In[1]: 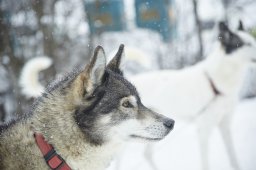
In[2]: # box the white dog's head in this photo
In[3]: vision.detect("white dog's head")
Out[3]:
[218,21,256,65]
[205,21,256,95]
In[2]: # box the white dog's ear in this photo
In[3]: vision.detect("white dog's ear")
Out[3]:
[219,22,230,34]
[107,44,125,74]
[238,20,244,31]
[218,22,232,45]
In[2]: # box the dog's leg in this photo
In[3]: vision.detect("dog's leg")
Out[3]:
[144,144,159,170]
[219,115,240,170]
[197,125,212,170]
[114,155,122,170]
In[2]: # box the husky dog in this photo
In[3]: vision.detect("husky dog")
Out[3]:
[0,45,174,170]
[130,22,256,170]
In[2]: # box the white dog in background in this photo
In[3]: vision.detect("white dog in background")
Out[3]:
[130,22,256,170]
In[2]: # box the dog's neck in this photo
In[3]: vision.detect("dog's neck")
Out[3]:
[204,47,247,96]
[31,98,123,170]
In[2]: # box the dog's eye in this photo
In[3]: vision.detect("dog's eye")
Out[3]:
[86,94,95,101]
[122,101,133,108]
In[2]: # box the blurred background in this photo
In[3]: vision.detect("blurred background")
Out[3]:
[0,0,256,170]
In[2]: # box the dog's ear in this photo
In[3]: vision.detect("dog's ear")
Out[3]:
[86,46,106,88]
[73,46,106,98]
[219,22,230,34]
[107,44,125,74]
[218,22,232,45]
[238,20,244,31]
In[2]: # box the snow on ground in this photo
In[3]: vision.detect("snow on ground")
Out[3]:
[107,98,256,170]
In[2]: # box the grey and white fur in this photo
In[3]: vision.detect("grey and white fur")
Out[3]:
[0,45,174,170]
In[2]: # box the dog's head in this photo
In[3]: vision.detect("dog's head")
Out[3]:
[218,21,256,64]
[73,45,174,145]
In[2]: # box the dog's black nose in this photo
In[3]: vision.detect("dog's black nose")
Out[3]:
[163,119,175,130]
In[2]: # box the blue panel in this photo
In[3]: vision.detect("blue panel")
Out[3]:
[84,0,125,34]
[135,0,174,41]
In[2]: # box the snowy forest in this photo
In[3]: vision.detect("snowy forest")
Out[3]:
[1,0,256,170]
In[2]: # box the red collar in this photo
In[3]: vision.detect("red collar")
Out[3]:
[34,133,72,170]
[205,72,222,96]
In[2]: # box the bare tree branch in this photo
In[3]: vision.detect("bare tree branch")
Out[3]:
[192,0,204,60]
